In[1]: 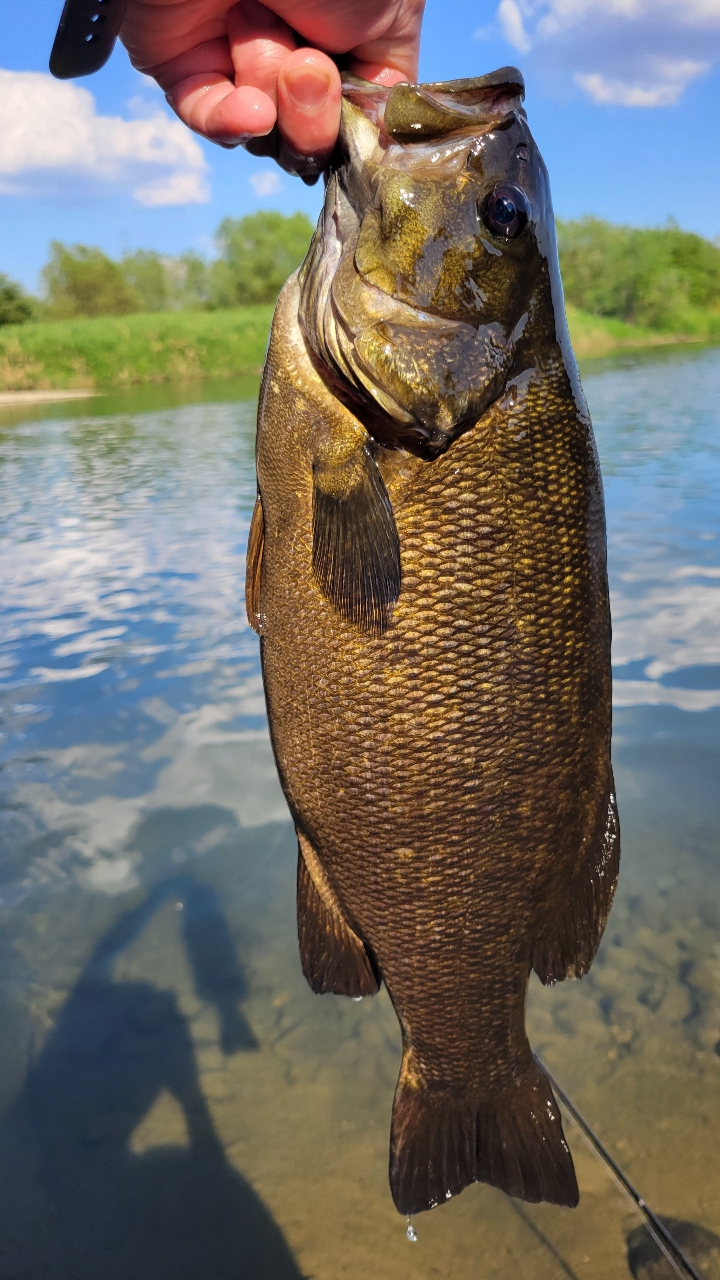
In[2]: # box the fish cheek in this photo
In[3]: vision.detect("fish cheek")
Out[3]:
[475,236,548,338]
[356,190,537,333]
[355,201,428,301]
[426,238,497,322]
[355,181,488,324]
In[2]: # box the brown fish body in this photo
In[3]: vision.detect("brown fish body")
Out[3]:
[247,70,619,1215]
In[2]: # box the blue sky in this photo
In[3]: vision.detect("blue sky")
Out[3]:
[1,0,719,292]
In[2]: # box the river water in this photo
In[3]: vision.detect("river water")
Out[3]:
[0,349,718,1279]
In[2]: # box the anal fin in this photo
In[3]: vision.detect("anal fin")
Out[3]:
[312,442,400,635]
[297,831,380,997]
[390,1054,578,1215]
[534,781,620,985]
[245,496,264,634]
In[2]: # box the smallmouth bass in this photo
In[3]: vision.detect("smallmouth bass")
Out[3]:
[246,67,619,1216]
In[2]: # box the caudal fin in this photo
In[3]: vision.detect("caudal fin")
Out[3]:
[390,1057,578,1215]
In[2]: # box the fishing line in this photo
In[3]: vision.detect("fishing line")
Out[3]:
[536,1056,703,1280]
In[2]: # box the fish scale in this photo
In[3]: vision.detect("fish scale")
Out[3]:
[248,68,618,1216]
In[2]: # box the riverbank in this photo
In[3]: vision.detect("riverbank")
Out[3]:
[565,305,720,358]
[1,303,718,393]
[0,307,274,393]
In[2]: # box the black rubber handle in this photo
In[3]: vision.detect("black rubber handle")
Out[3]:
[50,0,131,79]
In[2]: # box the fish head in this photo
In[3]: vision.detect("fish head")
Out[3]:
[355,83,548,327]
[299,68,565,459]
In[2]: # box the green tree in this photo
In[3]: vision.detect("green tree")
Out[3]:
[209,211,315,307]
[165,251,211,310]
[120,250,169,312]
[0,274,35,326]
[42,242,141,318]
[557,217,720,330]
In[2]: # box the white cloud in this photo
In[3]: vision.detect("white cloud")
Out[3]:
[249,170,283,197]
[576,59,710,106]
[497,0,532,52]
[135,171,209,207]
[493,0,720,106]
[473,23,497,40]
[0,69,209,204]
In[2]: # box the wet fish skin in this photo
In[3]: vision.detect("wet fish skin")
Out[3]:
[247,68,619,1216]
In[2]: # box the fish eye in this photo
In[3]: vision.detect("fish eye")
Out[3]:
[480,184,530,239]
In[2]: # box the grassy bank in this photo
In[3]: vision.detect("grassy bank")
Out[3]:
[566,304,720,358]
[0,307,274,392]
[1,303,718,393]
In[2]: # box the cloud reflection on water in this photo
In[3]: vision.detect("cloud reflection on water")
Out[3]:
[585,348,720,712]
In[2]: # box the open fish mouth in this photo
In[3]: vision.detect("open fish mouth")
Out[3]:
[341,67,526,144]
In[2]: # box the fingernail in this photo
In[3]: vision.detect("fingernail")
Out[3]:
[285,68,331,111]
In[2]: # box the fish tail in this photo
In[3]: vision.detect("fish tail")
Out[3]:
[390,1054,578,1215]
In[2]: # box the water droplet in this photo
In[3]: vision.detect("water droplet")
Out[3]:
[406,1218,417,1243]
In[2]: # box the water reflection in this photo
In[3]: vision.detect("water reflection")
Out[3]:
[0,876,301,1280]
[0,352,719,1277]
[590,346,720,710]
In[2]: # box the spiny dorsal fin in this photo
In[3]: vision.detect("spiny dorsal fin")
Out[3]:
[312,444,400,635]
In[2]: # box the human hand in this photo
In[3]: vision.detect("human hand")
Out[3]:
[121,0,425,175]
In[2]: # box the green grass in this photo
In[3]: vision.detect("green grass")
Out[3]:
[1,302,719,393]
[566,304,720,359]
[0,307,274,392]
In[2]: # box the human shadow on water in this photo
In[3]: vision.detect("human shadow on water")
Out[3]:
[0,876,304,1280]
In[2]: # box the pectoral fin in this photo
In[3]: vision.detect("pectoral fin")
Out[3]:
[312,443,400,635]
[245,496,264,635]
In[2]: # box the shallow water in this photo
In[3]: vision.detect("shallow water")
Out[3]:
[0,351,718,1279]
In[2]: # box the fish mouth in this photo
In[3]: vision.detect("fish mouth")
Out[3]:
[340,67,525,146]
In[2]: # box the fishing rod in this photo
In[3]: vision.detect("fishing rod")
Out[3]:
[536,1056,703,1280]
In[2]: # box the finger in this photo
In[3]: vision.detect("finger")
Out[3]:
[348,0,426,84]
[350,62,412,87]
[151,0,298,149]
[228,0,295,107]
[277,49,342,161]
[147,37,235,94]
[167,71,277,146]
